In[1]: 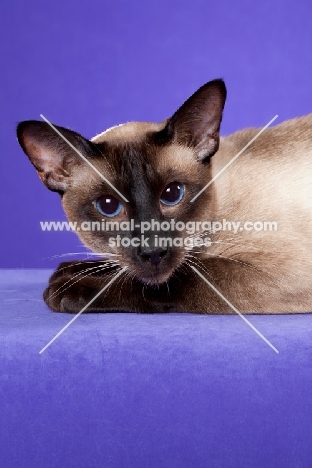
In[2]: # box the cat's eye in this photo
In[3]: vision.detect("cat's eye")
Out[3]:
[160,182,184,206]
[95,195,122,217]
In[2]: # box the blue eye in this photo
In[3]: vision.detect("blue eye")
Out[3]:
[160,182,184,206]
[95,195,122,217]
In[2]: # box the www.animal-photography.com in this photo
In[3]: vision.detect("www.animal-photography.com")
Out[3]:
[1,1,312,467]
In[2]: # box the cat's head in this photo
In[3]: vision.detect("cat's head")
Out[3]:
[17,79,226,285]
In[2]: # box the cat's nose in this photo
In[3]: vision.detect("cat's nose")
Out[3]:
[140,248,168,266]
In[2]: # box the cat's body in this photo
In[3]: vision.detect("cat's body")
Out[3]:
[17,80,312,314]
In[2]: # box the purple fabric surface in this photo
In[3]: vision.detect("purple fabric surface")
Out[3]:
[1,269,312,467]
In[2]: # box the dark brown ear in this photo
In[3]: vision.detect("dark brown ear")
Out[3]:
[16,120,96,193]
[165,79,226,162]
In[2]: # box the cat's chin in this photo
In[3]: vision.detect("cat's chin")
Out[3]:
[136,269,174,286]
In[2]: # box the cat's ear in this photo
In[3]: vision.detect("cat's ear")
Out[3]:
[17,120,96,193]
[165,79,226,162]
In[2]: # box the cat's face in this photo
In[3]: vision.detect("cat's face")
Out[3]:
[17,79,226,285]
[62,124,214,284]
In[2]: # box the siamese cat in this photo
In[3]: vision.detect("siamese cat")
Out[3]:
[17,79,312,314]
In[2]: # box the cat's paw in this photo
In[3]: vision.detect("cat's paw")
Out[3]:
[43,284,91,313]
[43,260,111,313]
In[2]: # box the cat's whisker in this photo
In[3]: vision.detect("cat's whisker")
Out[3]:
[121,270,134,301]
[55,258,118,275]
[141,285,146,301]
[44,253,93,260]
[165,280,171,297]
[184,254,212,279]
[115,267,129,301]
[45,252,121,260]
[100,266,128,299]
[92,253,121,256]
[185,261,212,282]
[79,265,127,308]
[199,250,252,268]
[49,263,118,300]
[48,265,108,301]
[188,244,280,288]
[123,270,138,303]
[186,243,261,274]
[185,230,262,249]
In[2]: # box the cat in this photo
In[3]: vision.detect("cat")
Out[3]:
[16,79,312,314]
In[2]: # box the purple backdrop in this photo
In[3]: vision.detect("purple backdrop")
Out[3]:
[1,0,312,267]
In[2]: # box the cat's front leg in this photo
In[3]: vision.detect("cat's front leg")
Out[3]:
[43,260,137,313]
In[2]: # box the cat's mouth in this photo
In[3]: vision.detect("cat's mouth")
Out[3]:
[131,252,183,286]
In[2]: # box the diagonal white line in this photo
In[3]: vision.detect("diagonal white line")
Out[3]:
[190,265,279,353]
[39,267,127,354]
[190,115,278,203]
[40,114,129,203]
